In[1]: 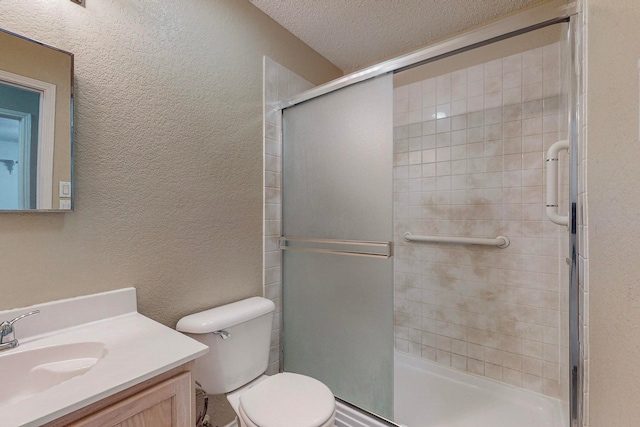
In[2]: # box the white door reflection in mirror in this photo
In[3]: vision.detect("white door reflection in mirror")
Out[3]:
[0,116,20,209]
[0,83,39,209]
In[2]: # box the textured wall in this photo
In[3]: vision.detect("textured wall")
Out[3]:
[0,0,341,326]
[586,0,640,425]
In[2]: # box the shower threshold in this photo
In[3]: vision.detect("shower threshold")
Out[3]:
[394,351,567,427]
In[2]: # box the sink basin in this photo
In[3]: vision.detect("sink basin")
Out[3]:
[0,342,107,406]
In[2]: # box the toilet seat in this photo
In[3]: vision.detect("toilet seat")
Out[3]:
[238,373,335,427]
[238,405,336,427]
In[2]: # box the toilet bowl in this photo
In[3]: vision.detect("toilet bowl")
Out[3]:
[176,297,336,427]
[228,373,335,427]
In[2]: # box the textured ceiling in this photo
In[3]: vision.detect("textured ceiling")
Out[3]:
[250,0,545,72]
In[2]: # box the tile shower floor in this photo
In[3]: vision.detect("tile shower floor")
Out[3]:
[394,352,567,427]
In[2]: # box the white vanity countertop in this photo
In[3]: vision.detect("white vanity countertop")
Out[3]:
[0,288,208,427]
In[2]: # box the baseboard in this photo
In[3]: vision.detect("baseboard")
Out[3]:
[221,418,237,427]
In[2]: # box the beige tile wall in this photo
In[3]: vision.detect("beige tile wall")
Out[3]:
[263,57,314,375]
[393,42,569,398]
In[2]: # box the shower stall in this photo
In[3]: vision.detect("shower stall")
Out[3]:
[265,2,581,427]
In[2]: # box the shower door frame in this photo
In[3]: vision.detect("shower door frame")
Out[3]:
[276,2,582,426]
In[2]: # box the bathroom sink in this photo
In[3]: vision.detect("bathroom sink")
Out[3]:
[0,342,107,406]
[0,289,208,427]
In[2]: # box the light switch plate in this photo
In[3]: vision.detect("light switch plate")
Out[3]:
[59,199,71,210]
[59,181,71,198]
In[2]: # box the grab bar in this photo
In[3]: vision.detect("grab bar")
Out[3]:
[403,232,510,248]
[279,237,393,259]
[546,139,570,226]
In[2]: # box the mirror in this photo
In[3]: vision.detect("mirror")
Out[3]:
[0,28,73,211]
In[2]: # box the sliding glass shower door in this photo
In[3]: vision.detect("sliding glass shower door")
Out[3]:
[281,74,394,418]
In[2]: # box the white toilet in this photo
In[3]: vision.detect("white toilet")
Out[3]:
[177,297,336,427]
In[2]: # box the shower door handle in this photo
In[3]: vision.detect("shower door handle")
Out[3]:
[545,140,570,226]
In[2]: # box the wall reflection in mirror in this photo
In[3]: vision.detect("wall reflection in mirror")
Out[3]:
[0,28,73,211]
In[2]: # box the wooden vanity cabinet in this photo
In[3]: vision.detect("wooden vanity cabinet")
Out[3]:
[43,362,195,427]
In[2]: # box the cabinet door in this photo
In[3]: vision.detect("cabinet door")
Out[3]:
[69,372,192,427]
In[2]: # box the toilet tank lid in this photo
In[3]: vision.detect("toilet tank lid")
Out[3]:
[176,297,275,334]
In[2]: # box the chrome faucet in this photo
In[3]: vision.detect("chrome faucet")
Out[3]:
[0,310,39,352]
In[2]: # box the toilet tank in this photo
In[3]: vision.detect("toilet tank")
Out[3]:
[176,297,275,394]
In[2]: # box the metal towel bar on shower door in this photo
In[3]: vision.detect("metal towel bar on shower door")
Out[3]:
[279,237,394,259]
